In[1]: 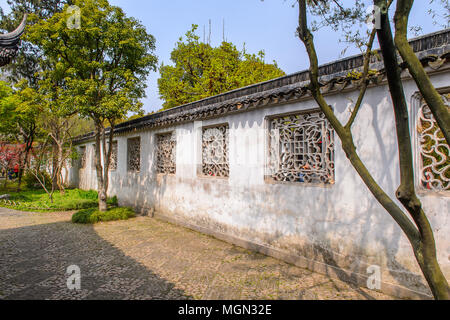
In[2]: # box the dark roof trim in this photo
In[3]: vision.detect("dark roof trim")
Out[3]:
[74,28,449,144]
[0,14,27,47]
[0,14,27,67]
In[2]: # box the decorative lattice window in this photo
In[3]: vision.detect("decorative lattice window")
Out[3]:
[268,110,335,184]
[202,125,229,177]
[127,137,140,172]
[417,94,449,191]
[109,141,118,171]
[91,144,97,169]
[156,132,176,174]
[79,146,86,169]
[65,158,72,169]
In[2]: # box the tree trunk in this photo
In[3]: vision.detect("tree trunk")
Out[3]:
[17,123,36,192]
[94,121,110,212]
[297,0,449,299]
[375,0,449,299]
[394,0,450,146]
[17,140,33,192]
[57,142,65,195]
[52,141,58,191]
[98,188,107,212]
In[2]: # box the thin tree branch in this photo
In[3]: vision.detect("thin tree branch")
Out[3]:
[394,0,450,146]
[297,0,420,244]
[345,28,377,130]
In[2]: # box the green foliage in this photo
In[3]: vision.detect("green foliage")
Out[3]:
[346,69,378,80]
[108,195,118,206]
[0,181,27,193]
[71,207,135,224]
[24,0,158,211]
[23,170,52,190]
[68,117,96,137]
[26,0,158,124]
[0,80,42,141]
[0,188,115,212]
[158,25,285,110]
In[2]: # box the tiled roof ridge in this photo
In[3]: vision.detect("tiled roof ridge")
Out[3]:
[73,28,449,143]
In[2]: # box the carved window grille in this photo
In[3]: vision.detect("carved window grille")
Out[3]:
[127,137,141,172]
[109,141,118,171]
[91,144,97,169]
[268,110,335,184]
[156,132,176,174]
[202,125,229,177]
[417,94,449,191]
[79,146,86,169]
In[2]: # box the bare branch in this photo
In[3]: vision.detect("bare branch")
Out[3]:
[345,28,377,130]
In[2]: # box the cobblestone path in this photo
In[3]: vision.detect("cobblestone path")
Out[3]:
[0,208,394,300]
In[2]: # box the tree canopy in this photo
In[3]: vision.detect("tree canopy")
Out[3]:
[26,0,157,124]
[158,25,286,110]
[24,0,158,211]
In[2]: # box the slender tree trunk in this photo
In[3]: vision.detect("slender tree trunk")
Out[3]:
[57,143,65,195]
[102,122,115,198]
[17,138,33,191]
[51,141,58,191]
[375,0,449,299]
[394,0,450,146]
[297,0,449,299]
[94,121,108,212]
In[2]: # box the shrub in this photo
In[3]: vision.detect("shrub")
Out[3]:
[75,189,98,200]
[72,207,135,224]
[107,195,118,206]
[23,170,52,190]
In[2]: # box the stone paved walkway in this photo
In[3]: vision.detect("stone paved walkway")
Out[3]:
[0,207,395,300]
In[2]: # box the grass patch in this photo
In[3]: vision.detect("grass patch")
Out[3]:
[72,207,135,224]
[0,180,29,194]
[0,188,118,212]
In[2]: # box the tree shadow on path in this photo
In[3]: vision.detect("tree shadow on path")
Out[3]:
[0,218,190,300]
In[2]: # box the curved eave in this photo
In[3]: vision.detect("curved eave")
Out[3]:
[0,14,27,48]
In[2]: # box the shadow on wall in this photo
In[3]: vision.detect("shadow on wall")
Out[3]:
[0,221,189,300]
[298,95,430,296]
[104,98,433,298]
[240,176,430,297]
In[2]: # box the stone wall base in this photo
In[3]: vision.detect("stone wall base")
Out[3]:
[150,210,432,300]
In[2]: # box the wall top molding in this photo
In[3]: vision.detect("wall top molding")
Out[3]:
[74,29,450,144]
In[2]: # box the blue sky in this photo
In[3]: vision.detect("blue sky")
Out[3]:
[1,0,447,113]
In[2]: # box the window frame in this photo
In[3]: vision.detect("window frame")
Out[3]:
[264,109,335,187]
[91,144,97,170]
[108,141,118,172]
[78,146,86,170]
[127,136,141,173]
[198,122,230,179]
[411,90,450,196]
[155,131,177,175]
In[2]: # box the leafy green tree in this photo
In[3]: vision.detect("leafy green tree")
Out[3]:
[296,0,449,299]
[27,0,158,211]
[158,25,285,110]
[1,0,82,194]
[0,80,43,190]
[34,69,77,194]
[0,0,72,87]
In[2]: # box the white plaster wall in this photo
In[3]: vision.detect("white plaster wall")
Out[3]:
[71,72,449,297]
